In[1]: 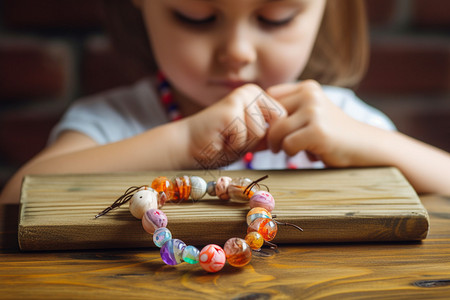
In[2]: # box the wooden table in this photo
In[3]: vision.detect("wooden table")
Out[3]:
[1,194,449,299]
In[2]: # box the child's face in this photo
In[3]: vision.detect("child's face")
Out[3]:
[137,0,326,107]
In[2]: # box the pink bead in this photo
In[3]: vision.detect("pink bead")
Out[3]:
[142,209,168,234]
[249,191,275,212]
[215,176,232,200]
[199,244,226,272]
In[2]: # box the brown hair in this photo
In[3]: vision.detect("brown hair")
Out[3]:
[301,0,369,88]
[101,0,156,71]
[102,0,369,88]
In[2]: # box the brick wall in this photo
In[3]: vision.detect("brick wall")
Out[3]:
[0,0,449,190]
[360,0,450,156]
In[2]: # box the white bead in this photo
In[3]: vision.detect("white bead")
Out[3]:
[190,176,207,200]
[129,188,158,219]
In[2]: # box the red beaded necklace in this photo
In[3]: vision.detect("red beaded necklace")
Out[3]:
[156,71,182,122]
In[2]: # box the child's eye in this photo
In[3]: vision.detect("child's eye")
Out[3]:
[257,15,294,27]
[174,11,216,26]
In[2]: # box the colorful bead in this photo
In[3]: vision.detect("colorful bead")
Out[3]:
[142,209,168,234]
[199,244,226,272]
[206,181,216,196]
[248,218,278,241]
[173,175,191,201]
[160,239,186,265]
[249,191,275,212]
[227,177,254,202]
[224,238,252,267]
[182,245,200,264]
[246,207,272,225]
[157,191,167,208]
[245,232,264,250]
[215,176,232,200]
[152,176,175,200]
[128,188,158,219]
[189,176,207,201]
[153,227,172,247]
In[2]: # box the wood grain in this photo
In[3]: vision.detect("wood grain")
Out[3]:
[0,194,448,299]
[18,167,429,251]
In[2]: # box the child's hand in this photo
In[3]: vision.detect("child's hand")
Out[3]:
[266,80,380,167]
[184,84,287,169]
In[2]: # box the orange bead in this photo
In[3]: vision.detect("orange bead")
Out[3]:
[247,218,278,241]
[173,175,191,201]
[224,238,252,267]
[151,176,175,200]
[246,207,272,225]
[245,232,264,250]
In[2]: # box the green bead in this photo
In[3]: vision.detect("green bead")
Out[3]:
[182,245,200,264]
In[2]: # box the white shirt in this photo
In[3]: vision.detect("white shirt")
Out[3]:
[50,78,395,170]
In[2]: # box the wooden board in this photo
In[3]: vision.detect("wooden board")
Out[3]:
[18,167,429,251]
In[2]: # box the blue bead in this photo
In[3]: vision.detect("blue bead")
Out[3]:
[153,227,172,248]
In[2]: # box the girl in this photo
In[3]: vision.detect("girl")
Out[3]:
[1,0,450,203]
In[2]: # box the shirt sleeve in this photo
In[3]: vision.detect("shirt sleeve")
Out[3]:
[48,79,167,145]
[322,86,396,131]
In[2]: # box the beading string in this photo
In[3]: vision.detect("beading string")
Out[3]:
[273,220,304,232]
[244,174,268,196]
[95,186,143,218]
[95,174,303,273]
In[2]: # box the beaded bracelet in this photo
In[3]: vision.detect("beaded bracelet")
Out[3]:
[96,175,302,273]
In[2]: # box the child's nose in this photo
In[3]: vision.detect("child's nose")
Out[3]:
[217,28,257,70]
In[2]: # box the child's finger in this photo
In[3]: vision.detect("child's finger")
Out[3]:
[272,92,302,115]
[279,127,313,156]
[219,84,269,155]
[266,82,299,98]
[267,110,309,153]
[269,80,324,115]
[253,91,287,125]
[245,100,268,144]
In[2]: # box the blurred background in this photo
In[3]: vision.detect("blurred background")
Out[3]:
[0,0,449,191]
